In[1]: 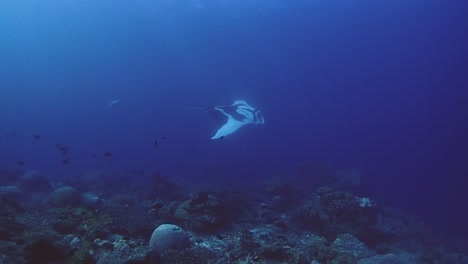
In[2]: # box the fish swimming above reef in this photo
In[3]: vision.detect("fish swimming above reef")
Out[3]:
[188,100,265,139]
[108,99,120,108]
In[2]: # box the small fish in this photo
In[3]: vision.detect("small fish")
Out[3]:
[161,136,167,140]
[104,152,112,157]
[17,160,26,166]
[56,145,67,152]
[108,99,120,108]
[33,134,41,139]
[154,140,158,146]
[61,159,70,164]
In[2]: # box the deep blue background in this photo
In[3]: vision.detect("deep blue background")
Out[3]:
[1,0,467,238]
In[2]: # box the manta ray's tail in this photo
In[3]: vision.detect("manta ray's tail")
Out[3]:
[183,107,210,110]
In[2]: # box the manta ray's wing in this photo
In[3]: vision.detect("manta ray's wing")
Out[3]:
[207,106,228,126]
[211,114,247,139]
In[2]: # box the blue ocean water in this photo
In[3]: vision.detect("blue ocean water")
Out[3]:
[1,0,467,243]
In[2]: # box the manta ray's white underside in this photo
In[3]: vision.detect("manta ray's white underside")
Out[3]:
[211,100,264,139]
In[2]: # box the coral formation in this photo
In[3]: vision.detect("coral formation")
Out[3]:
[48,186,81,208]
[149,224,191,254]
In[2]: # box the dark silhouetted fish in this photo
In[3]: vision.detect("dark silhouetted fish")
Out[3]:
[56,145,67,152]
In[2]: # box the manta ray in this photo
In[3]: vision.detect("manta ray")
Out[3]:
[207,100,265,139]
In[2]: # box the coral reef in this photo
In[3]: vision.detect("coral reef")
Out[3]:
[0,167,465,264]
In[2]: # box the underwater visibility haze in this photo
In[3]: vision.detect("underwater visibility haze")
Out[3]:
[0,0,467,263]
